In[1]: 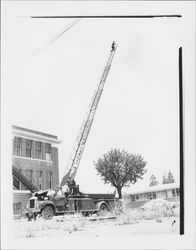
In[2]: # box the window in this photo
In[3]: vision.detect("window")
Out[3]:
[35,141,42,159]
[49,172,53,189]
[39,171,43,190]
[131,194,140,202]
[45,143,51,160]
[131,195,136,202]
[172,188,180,197]
[26,140,33,158]
[172,189,176,196]
[25,169,33,183]
[149,192,156,199]
[13,137,22,156]
[13,202,21,215]
[30,170,33,182]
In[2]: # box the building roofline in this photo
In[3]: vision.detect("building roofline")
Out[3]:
[12,125,62,144]
[12,125,57,139]
[126,182,179,196]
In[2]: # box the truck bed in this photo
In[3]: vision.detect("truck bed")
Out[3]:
[69,193,115,200]
[86,193,115,200]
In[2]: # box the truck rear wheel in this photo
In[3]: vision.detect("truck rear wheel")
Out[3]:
[98,203,108,216]
[42,206,54,220]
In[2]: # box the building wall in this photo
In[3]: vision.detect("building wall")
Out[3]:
[13,137,59,190]
[125,188,180,209]
[13,153,59,190]
[13,191,32,219]
[12,127,61,218]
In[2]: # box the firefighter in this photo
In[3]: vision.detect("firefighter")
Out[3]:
[62,184,70,197]
[61,184,69,209]
[56,186,64,197]
[111,41,116,51]
[68,177,76,195]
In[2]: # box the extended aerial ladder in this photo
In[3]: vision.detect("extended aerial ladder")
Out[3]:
[60,42,117,186]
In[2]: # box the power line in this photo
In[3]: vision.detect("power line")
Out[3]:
[28,18,81,58]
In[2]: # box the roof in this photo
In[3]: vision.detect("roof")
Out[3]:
[12,125,62,144]
[126,183,179,196]
[12,125,57,139]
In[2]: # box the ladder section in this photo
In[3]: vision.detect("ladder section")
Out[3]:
[61,42,117,186]
[12,165,39,193]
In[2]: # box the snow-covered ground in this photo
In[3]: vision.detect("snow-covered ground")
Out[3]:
[14,199,180,238]
[14,215,179,238]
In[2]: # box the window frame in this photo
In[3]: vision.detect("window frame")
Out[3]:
[131,195,136,202]
[49,172,53,189]
[13,202,21,215]
[45,143,51,160]
[25,139,33,158]
[39,171,43,190]
[35,141,42,159]
[13,137,22,156]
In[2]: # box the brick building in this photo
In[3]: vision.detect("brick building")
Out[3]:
[12,125,62,217]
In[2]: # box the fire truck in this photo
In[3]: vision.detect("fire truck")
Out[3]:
[26,189,116,220]
[24,42,117,220]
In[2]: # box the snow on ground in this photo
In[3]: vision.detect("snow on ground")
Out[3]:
[14,199,180,238]
[14,215,179,238]
[138,198,179,218]
[142,198,179,212]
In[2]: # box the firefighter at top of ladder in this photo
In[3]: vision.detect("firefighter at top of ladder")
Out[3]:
[111,41,116,52]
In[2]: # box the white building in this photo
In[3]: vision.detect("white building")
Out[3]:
[124,183,180,208]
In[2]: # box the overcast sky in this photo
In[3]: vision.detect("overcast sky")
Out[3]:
[2,1,188,194]
[1,2,196,249]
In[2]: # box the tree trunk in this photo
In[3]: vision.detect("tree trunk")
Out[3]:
[117,187,122,199]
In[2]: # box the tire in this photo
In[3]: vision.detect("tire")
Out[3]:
[42,205,54,220]
[97,203,108,216]
[82,212,88,217]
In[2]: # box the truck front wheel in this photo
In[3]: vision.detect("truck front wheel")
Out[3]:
[42,206,54,220]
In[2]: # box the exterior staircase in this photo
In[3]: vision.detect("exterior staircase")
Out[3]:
[12,165,39,193]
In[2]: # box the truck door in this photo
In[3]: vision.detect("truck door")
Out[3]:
[54,196,66,211]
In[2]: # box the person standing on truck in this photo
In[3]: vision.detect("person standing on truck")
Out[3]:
[57,186,64,197]
[68,177,76,195]
[62,184,70,209]
[62,184,70,197]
